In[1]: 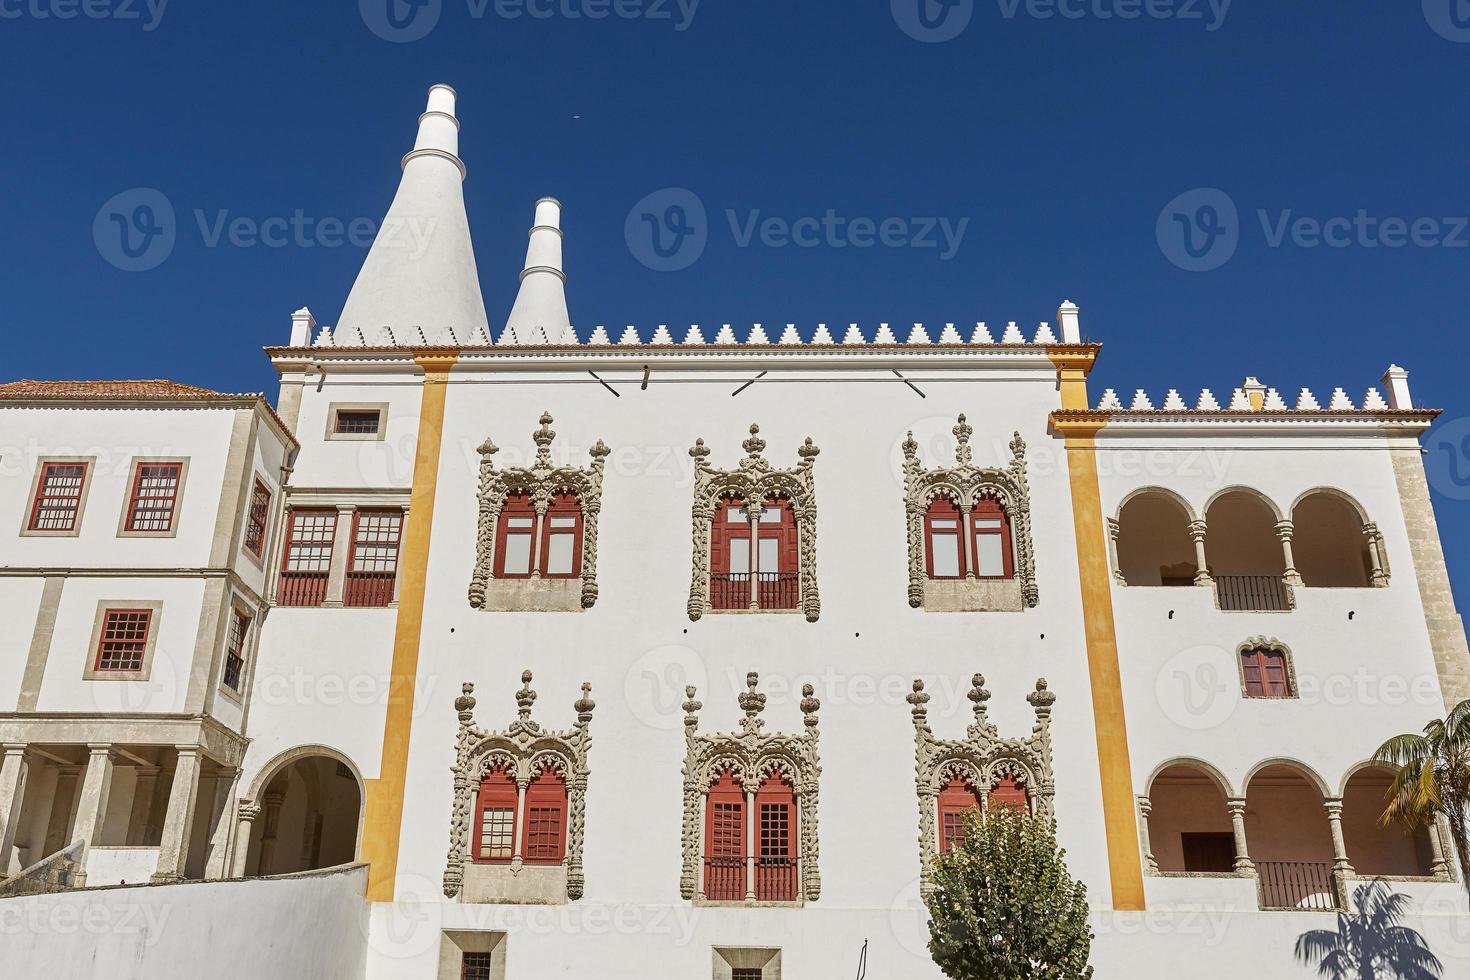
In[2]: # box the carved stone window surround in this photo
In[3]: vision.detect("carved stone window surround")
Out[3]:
[468,413,609,613]
[443,671,595,903]
[902,416,1038,612]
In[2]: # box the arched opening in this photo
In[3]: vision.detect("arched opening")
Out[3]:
[1116,491,1196,586]
[703,768,745,900]
[1205,491,1287,610]
[1293,492,1372,587]
[1341,767,1436,877]
[987,774,1029,814]
[245,753,361,877]
[938,775,981,853]
[1244,764,1336,909]
[709,496,751,610]
[1146,763,1234,873]
[755,772,798,901]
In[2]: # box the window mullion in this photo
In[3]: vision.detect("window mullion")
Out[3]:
[961,504,977,580]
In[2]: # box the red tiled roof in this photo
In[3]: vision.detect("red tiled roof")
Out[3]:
[0,379,234,400]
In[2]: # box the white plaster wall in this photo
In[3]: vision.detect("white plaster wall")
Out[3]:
[0,577,44,707]
[0,864,370,980]
[231,420,291,597]
[287,373,424,491]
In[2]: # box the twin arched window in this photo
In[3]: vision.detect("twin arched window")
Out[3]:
[493,493,584,579]
[709,496,800,610]
[472,764,568,865]
[936,772,1031,853]
[924,496,1014,580]
[703,769,800,901]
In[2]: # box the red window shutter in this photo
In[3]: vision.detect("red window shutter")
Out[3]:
[95,608,153,672]
[755,773,798,901]
[494,494,537,578]
[924,497,965,579]
[710,497,751,610]
[278,509,335,607]
[1241,650,1265,697]
[244,479,271,556]
[705,769,746,900]
[938,777,981,853]
[539,493,583,579]
[522,769,567,864]
[1264,651,1290,697]
[988,775,1029,814]
[971,496,1015,579]
[472,766,518,863]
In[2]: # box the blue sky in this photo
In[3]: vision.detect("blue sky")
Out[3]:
[2,1,1468,611]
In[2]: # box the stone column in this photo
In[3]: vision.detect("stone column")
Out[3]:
[510,778,528,870]
[323,504,356,606]
[744,787,757,901]
[152,746,203,884]
[747,511,760,610]
[1226,799,1255,875]
[231,801,261,877]
[1137,797,1159,873]
[0,744,31,879]
[530,500,549,580]
[1107,518,1126,585]
[257,789,286,875]
[961,503,978,581]
[70,743,115,888]
[204,768,241,880]
[1428,817,1452,878]
[1363,523,1389,587]
[1276,520,1303,588]
[1323,799,1355,875]
[1188,520,1213,586]
[127,766,161,845]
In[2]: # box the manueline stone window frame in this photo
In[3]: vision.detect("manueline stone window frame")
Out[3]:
[1235,636,1300,700]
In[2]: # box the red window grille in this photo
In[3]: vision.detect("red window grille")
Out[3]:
[522,770,567,864]
[540,493,583,579]
[278,509,335,606]
[988,775,1029,814]
[755,496,800,610]
[924,497,966,579]
[461,952,494,980]
[244,479,271,557]
[95,609,152,672]
[222,607,250,692]
[1241,647,1293,698]
[493,495,538,578]
[755,774,798,901]
[704,769,746,900]
[971,496,1015,579]
[334,410,382,435]
[124,462,183,533]
[28,461,88,531]
[731,971,763,980]
[345,509,403,607]
[938,776,981,853]
[472,765,517,863]
[709,498,753,610]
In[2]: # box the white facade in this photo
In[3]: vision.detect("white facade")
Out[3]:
[2,86,1470,979]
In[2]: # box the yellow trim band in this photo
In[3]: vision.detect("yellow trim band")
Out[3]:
[361,353,457,901]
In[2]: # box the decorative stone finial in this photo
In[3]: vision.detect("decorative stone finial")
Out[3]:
[689,438,710,462]
[455,682,477,725]
[533,412,556,463]
[516,670,538,720]
[953,414,974,466]
[682,685,703,732]
[575,682,596,725]
[797,437,820,465]
[800,683,821,729]
[907,678,930,726]
[1028,677,1056,714]
[589,439,610,463]
[742,424,767,460]
[1009,430,1026,462]
[738,671,767,733]
[968,673,991,726]
[477,437,499,458]
[902,431,918,461]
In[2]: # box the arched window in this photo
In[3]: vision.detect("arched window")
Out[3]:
[1239,645,1294,698]
[755,773,798,901]
[494,495,537,578]
[522,769,567,864]
[756,497,799,610]
[472,765,517,864]
[704,769,746,900]
[540,493,583,579]
[925,498,965,579]
[938,776,981,853]
[988,774,1029,813]
[971,496,1014,579]
[710,497,752,610]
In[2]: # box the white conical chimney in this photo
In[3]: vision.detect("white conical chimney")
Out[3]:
[502,197,572,345]
[336,84,490,344]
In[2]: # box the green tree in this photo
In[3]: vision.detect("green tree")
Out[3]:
[1293,879,1442,979]
[924,807,1094,980]
[1373,699,1470,905]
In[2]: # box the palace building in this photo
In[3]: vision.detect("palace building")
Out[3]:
[2,85,1468,979]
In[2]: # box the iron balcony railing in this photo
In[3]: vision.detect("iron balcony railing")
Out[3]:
[1216,574,1290,612]
[277,570,329,607]
[755,856,799,901]
[1257,861,1339,911]
[709,572,800,611]
[703,856,799,901]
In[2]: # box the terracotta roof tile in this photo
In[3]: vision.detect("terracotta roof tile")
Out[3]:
[0,379,233,400]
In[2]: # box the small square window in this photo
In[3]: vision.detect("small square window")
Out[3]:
[27,460,91,533]
[326,404,389,441]
[462,954,495,980]
[335,411,382,435]
[96,609,152,672]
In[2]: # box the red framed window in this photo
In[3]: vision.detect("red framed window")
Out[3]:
[472,765,517,863]
[924,497,966,579]
[755,774,798,901]
[756,496,799,610]
[278,509,335,607]
[539,493,583,579]
[461,954,495,980]
[494,495,538,578]
[938,776,981,853]
[988,775,1029,814]
[709,498,753,610]
[1241,647,1293,698]
[124,462,183,533]
[704,769,746,900]
[345,509,403,607]
[95,609,152,673]
[28,461,89,531]
[522,770,568,864]
[971,496,1014,579]
[222,608,250,692]
[243,480,271,557]
[334,410,382,435]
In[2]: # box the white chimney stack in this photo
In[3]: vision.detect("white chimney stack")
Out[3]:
[289,307,316,347]
[1382,364,1413,410]
[502,198,571,345]
[1057,300,1081,344]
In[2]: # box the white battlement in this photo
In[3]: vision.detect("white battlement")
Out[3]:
[1092,370,1426,414]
